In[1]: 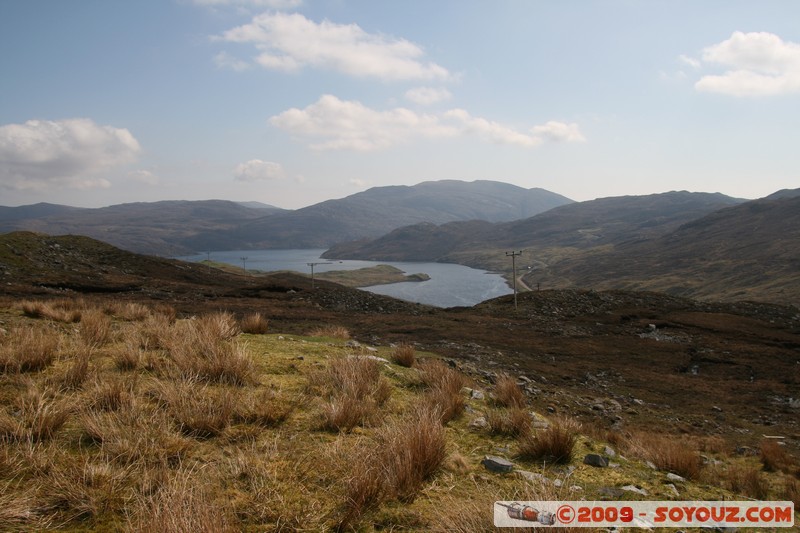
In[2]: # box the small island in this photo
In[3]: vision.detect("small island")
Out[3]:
[316,264,430,288]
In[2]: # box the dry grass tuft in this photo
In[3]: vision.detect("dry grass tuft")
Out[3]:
[782,476,799,507]
[233,388,294,427]
[309,325,351,339]
[486,407,531,437]
[0,385,70,442]
[59,348,93,390]
[517,416,580,465]
[630,432,703,480]
[0,327,60,373]
[114,340,142,371]
[391,343,416,368]
[149,380,236,439]
[239,312,269,334]
[760,439,794,473]
[165,319,255,385]
[20,299,82,323]
[197,312,240,340]
[714,463,771,499]
[494,373,526,408]
[128,467,238,533]
[418,359,467,423]
[313,356,391,432]
[78,309,113,346]
[380,406,447,503]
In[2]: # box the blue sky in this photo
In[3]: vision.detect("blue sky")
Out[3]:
[1,0,798,209]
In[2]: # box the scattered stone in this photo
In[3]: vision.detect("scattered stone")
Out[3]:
[583,454,609,468]
[604,446,616,458]
[609,462,621,468]
[665,483,680,497]
[621,484,648,496]
[469,417,488,430]
[645,460,657,470]
[471,389,485,400]
[516,470,550,484]
[711,405,723,412]
[553,479,563,488]
[481,455,514,473]
[666,472,686,483]
[598,487,625,498]
[570,485,583,492]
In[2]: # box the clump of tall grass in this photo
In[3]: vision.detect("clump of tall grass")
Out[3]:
[337,406,447,530]
[0,384,70,443]
[0,327,60,374]
[493,373,526,408]
[517,416,580,465]
[311,356,391,432]
[78,309,113,346]
[627,432,703,480]
[148,380,236,439]
[760,439,794,473]
[391,343,416,368]
[20,299,82,323]
[417,359,467,423]
[308,325,350,339]
[239,313,269,334]
[486,407,531,437]
[127,467,238,533]
[164,315,255,386]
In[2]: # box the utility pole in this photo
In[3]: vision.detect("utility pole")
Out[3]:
[506,250,523,309]
[307,261,333,289]
[240,256,248,273]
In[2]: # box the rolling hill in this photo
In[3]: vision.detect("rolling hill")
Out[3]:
[0,200,284,256]
[0,180,572,255]
[323,190,800,304]
[324,191,744,261]
[189,180,573,250]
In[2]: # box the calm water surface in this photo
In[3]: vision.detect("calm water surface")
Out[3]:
[179,249,511,308]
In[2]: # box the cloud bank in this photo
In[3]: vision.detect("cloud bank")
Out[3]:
[270,95,585,151]
[216,12,452,81]
[234,159,286,181]
[694,31,800,97]
[0,118,140,191]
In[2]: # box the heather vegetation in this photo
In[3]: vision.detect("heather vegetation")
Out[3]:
[0,298,797,531]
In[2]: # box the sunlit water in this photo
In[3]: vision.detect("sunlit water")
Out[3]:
[178,249,511,308]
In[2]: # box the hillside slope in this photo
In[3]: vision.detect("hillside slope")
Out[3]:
[533,194,800,303]
[0,200,281,255]
[202,180,573,250]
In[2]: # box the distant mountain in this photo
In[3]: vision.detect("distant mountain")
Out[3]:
[185,180,574,250]
[0,180,572,255]
[535,192,800,303]
[0,202,83,222]
[325,191,745,261]
[0,200,282,256]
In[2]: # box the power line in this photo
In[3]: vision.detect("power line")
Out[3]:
[506,250,523,309]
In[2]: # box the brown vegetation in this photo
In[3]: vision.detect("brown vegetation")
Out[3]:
[516,416,580,465]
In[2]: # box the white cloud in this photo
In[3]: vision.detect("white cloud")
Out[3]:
[531,121,586,143]
[694,31,800,96]
[216,12,452,81]
[213,51,250,72]
[192,0,302,9]
[234,159,286,181]
[270,95,458,150]
[349,178,370,187]
[270,95,585,151]
[129,170,160,185]
[405,87,452,105]
[678,54,701,70]
[444,109,543,147]
[0,118,140,191]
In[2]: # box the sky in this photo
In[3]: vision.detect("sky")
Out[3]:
[1,0,799,209]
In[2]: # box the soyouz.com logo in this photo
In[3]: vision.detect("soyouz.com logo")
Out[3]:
[494,501,796,528]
